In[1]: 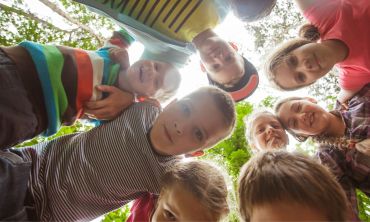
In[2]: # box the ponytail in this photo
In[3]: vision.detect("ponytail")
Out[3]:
[299,24,320,41]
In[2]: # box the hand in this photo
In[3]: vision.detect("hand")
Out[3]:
[109,48,130,70]
[84,85,134,120]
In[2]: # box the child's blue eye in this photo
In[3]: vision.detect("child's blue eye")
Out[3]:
[181,103,190,116]
[164,210,176,221]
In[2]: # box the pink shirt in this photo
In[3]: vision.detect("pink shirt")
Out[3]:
[127,193,157,222]
[304,0,370,91]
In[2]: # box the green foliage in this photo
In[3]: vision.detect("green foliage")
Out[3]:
[102,205,130,222]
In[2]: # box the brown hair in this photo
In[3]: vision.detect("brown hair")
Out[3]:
[187,86,236,146]
[274,96,309,142]
[161,160,229,221]
[238,150,347,221]
[230,0,277,22]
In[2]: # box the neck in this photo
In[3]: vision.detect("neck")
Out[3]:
[323,112,346,137]
[322,39,349,63]
[192,29,217,49]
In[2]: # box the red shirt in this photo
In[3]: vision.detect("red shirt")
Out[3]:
[127,193,158,222]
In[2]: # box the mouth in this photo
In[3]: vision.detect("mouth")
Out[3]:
[310,112,314,127]
[267,135,281,148]
[163,124,173,144]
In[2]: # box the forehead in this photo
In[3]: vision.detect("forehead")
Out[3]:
[274,62,298,89]
[163,184,213,220]
[253,114,280,128]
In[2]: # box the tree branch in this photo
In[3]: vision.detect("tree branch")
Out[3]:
[0,2,73,33]
[38,0,104,44]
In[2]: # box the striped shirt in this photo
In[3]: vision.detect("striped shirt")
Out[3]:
[75,0,229,68]
[20,102,178,221]
[19,30,134,136]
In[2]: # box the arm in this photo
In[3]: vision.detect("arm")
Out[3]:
[337,88,359,104]
[84,85,134,120]
[294,0,318,13]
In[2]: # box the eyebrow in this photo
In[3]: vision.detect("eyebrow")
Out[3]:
[188,100,209,141]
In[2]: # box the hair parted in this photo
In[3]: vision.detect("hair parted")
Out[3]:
[264,38,312,91]
[238,150,347,221]
[161,160,229,221]
[187,86,236,143]
[274,96,309,142]
[230,0,277,22]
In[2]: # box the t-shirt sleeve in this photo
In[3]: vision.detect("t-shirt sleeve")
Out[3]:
[303,0,340,36]
[339,70,370,90]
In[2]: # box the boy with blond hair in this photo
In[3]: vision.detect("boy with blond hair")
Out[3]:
[1,86,235,221]
[238,150,348,221]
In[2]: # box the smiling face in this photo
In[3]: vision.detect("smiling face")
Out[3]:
[276,98,331,137]
[199,37,245,88]
[125,60,180,98]
[274,43,334,90]
[149,92,228,156]
[151,183,214,222]
[251,114,288,151]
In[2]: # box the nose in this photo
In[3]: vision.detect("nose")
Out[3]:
[174,121,183,135]
[266,126,274,135]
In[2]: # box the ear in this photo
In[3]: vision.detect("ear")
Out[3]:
[185,150,205,158]
[229,42,239,51]
[305,97,317,104]
[200,62,206,73]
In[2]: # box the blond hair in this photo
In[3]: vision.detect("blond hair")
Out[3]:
[238,150,347,221]
[161,160,229,221]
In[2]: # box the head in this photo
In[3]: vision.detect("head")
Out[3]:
[229,0,277,22]
[152,160,229,221]
[121,59,181,102]
[245,110,288,152]
[150,86,236,156]
[199,38,259,102]
[265,37,335,91]
[238,150,347,221]
[274,97,331,142]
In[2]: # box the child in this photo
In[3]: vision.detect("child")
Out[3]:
[127,160,229,221]
[0,29,181,149]
[265,0,370,103]
[274,84,370,220]
[0,86,236,221]
[74,0,264,101]
[244,110,289,152]
[238,150,347,221]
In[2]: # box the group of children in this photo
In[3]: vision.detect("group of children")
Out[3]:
[1,0,370,221]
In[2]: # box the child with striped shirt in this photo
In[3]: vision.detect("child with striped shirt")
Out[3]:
[0,29,181,149]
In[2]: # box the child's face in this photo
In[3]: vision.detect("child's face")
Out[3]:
[152,183,214,222]
[250,202,328,221]
[150,93,227,155]
[126,60,180,97]
[276,99,330,137]
[251,114,288,151]
[199,37,245,88]
[274,43,333,89]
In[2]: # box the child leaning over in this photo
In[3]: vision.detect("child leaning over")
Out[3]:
[0,29,181,149]
[244,110,289,152]
[274,83,370,220]
[0,86,235,221]
[238,150,347,221]
[128,160,229,221]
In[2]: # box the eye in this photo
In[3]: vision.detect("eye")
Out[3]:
[164,209,176,221]
[257,127,264,134]
[194,128,204,141]
[154,63,159,71]
[212,64,220,70]
[224,54,233,62]
[272,124,281,129]
[180,103,190,116]
[287,54,297,67]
